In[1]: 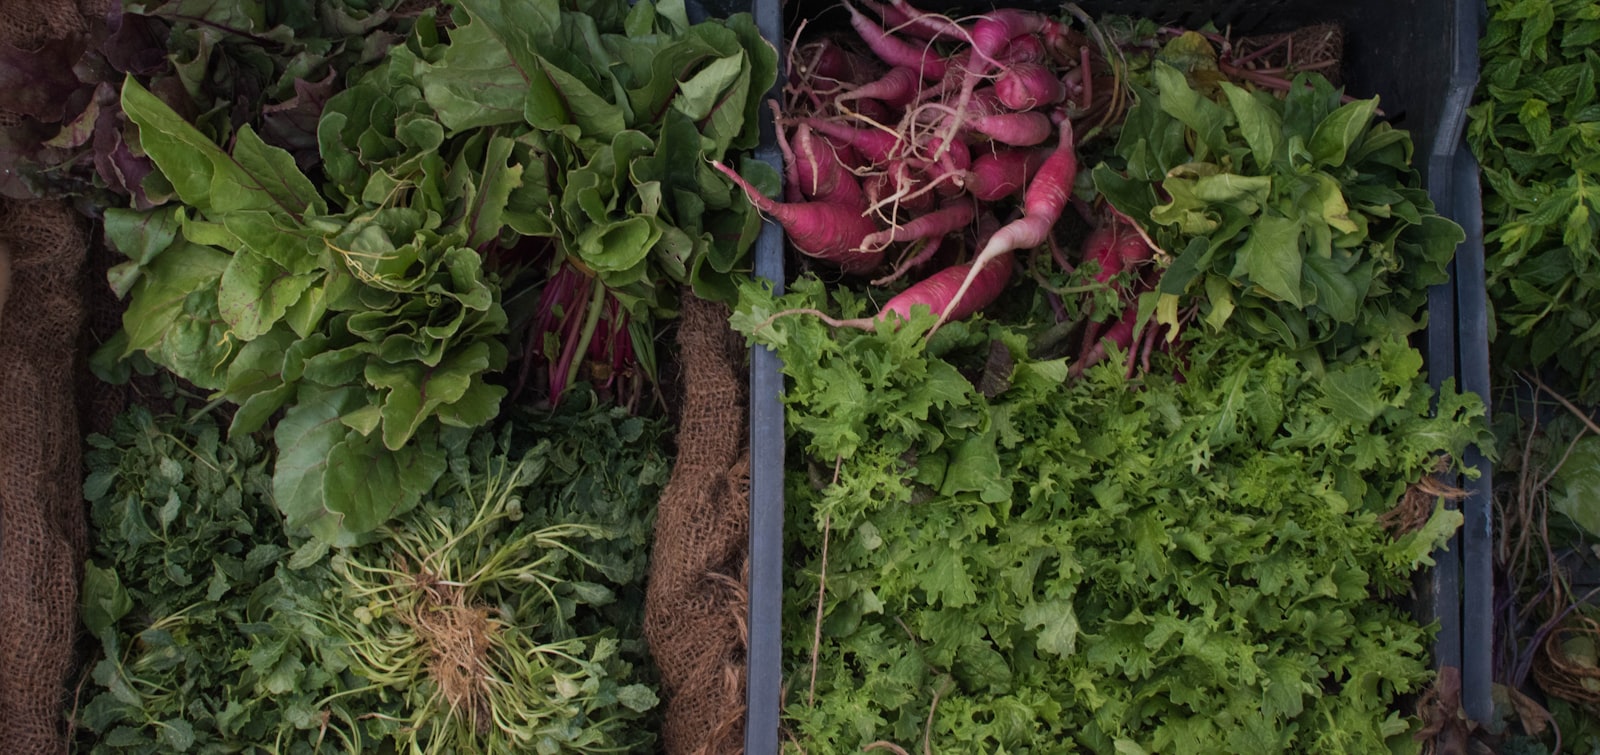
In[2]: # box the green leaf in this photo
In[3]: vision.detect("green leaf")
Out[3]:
[1553,437,1600,538]
[366,341,501,451]
[1230,214,1305,306]
[230,126,326,216]
[217,252,319,341]
[322,429,448,538]
[118,241,234,391]
[103,207,181,298]
[273,387,366,543]
[417,13,530,131]
[1022,600,1080,657]
[1220,83,1285,169]
[1152,62,1233,159]
[1308,97,1380,168]
[160,718,196,752]
[81,563,133,637]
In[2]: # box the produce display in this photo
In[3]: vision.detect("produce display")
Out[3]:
[726,2,1491,751]
[2,0,1579,750]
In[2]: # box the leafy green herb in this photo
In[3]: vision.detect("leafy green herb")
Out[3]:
[735,276,1490,754]
[76,389,671,752]
[1094,62,1462,362]
[75,402,403,753]
[1466,0,1600,402]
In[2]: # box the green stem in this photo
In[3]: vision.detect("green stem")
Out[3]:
[563,276,609,400]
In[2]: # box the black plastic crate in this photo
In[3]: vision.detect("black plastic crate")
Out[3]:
[739,0,1489,749]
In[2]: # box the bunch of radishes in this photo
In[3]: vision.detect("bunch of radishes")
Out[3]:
[717,0,1159,369]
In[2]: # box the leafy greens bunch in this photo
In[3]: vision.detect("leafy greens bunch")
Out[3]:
[0,0,422,206]
[76,403,403,753]
[1466,0,1600,402]
[734,277,1490,753]
[100,0,774,542]
[76,390,672,753]
[296,414,669,754]
[1093,56,1462,363]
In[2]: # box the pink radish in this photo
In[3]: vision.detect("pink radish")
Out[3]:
[796,39,875,86]
[964,110,1054,146]
[867,0,967,42]
[712,160,882,274]
[806,118,901,166]
[850,97,896,126]
[753,252,1016,333]
[861,202,976,251]
[932,117,1076,332]
[1071,304,1138,377]
[966,147,1048,201]
[971,9,1054,64]
[845,0,948,80]
[877,252,1014,324]
[995,63,1068,110]
[792,123,865,207]
[999,34,1047,65]
[836,66,922,109]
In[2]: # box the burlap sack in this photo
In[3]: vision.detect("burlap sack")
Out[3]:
[1,2,99,751]
[645,294,752,755]
[0,198,90,755]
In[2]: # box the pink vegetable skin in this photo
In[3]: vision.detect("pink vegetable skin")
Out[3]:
[792,124,864,207]
[861,202,976,250]
[806,118,900,166]
[883,0,967,41]
[967,147,1048,201]
[933,118,1077,331]
[1081,218,1154,285]
[970,9,1055,65]
[965,110,1054,146]
[845,0,947,80]
[999,33,1047,65]
[712,160,882,274]
[1073,304,1138,374]
[995,63,1068,110]
[878,252,1015,324]
[837,66,922,109]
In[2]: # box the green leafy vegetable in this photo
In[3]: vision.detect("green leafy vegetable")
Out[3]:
[100,0,774,539]
[735,276,1490,754]
[1467,0,1600,402]
[298,414,668,754]
[76,389,671,752]
[75,401,404,753]
[1094,61,1462,361]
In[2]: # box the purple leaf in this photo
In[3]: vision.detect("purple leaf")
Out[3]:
[0,36,87,121]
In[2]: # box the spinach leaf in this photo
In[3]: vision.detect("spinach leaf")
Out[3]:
[1094,62,1462,361]
[1467,0,1600,401]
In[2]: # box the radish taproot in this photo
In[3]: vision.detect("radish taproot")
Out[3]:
[792,123,865,206]
[845,0,948,80]
[836,66,922,109]
[806,118,901,166]
[712,160,882,274]
[861,202,976,251]
[932,117,1076,332]
[754,251,1016,333]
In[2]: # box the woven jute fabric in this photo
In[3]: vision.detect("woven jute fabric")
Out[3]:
[0,198,90,755]
[645,294,751,755]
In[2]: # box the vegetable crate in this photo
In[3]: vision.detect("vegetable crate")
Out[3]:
[736,0,1492,750]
